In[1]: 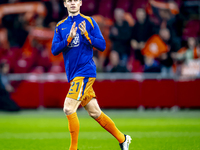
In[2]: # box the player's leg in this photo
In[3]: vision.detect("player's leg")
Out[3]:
[64,77,89,150]
[84,98,125,143]
[84,99,132,149]
[81,77,131,149]
[63,97,81,150]
[63,97,81,115]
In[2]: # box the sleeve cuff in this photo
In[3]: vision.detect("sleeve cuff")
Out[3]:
[84,31,92,44]
[67,35,73,46]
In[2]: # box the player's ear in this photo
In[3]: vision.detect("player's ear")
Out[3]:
[63,0,67,8]
[80,0,82,7]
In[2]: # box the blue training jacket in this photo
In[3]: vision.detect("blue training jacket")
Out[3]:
[51,14,106,82]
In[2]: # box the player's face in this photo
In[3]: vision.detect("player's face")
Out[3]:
[64,0,82,14]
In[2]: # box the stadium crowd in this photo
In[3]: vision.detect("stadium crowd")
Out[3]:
[0,0,199,76]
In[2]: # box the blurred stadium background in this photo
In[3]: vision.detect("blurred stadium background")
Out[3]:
[0,0,200,109]
[0,0,200,149]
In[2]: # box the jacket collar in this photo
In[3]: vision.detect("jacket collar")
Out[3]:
[68,14,81,21]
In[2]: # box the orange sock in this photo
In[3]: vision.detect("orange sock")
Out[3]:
[67,112,79,150]
[95,112,125,143]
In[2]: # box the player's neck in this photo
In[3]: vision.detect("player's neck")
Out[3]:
[68,11,80,17]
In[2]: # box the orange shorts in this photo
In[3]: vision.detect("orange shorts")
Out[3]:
[66,77,96,107]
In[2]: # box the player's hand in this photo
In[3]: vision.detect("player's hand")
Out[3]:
[79,21,86,35]
[69,22,77,39]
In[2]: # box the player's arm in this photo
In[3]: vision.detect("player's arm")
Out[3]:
[51,22,77,56]
[79,18,106,52]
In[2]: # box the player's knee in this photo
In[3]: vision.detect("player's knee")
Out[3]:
[63,106,74,115]
[88,111,101,119]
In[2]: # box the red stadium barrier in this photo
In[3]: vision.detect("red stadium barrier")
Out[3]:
[94,80,141,108]
[11,81,41,108]
[141,80,176,107]
[177,80,200,108]
[10,79,200,109]
[43,82,69,108]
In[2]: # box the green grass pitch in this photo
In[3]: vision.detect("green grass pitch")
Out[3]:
[0,109,200,150]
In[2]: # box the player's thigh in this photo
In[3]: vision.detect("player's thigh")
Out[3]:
[63,97,81,115]
[84,98,101,119]
[67,77,85,101]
